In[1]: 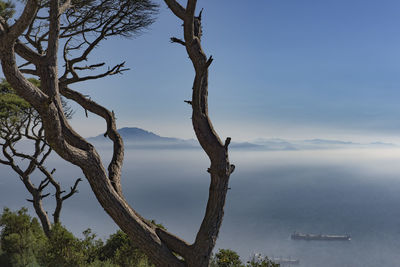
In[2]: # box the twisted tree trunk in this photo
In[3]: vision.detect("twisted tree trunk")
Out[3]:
[0,0,233,266]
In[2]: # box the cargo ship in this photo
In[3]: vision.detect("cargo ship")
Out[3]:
[273,257,300,265]
[291,232,351,241]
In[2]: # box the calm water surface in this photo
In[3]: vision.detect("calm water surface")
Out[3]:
[1,148,400,266]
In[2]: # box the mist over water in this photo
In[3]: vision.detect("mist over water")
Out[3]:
[1,147,400,266]
[222,149,400,266]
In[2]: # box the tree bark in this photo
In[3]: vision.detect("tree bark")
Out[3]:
[30,189,52,236]
[0,1,234,266]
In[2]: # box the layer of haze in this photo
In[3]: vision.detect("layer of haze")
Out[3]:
[1,147,400,267]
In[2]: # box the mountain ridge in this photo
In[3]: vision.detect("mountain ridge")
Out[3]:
[87,127,398,150]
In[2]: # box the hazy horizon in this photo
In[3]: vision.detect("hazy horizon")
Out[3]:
[86,125,400,149]
[2,146,400,266]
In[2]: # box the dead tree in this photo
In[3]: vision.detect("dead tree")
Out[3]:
[0,0,233,266]
[0,81,81,237]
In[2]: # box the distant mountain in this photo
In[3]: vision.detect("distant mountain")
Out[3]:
[229,142,267,150]
[118,127,181,143]
[88,127,398,150]
[253,137,398,150]
[301,139,398,148]
[88,127,197,149]
[89,127,171,142]
[369,141,396,147]
[89,127,266,149]
[304,139,356,145]
[252,138,298,151]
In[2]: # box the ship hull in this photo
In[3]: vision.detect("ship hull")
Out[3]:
[291,233,351,241]
[273,258,300,265]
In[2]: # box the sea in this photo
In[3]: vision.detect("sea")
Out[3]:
[1,147,400,267]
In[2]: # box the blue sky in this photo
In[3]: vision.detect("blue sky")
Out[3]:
[63,0,400,142]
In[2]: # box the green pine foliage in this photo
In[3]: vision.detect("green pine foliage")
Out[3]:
[0,0,15,21]
[0,207,46,267]
[213,249,243,267]
[246,255,280,267]
[0,79,31,123]
[0,208,279,267]
[0,208,154,267]
[40,223,87,267]
[0,78,72,123]
[210,249,280,267]
[81,228,105,264]
[100,230,153,267]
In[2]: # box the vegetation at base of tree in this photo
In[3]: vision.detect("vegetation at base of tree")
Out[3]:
[0,207,154,267]
[0,207,279,267]
[0,207,46,267]
[209,249,280,267]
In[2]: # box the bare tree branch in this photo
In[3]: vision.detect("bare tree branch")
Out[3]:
[0,1,233,266]
[170,37,185,46]
[63,62,129,85]
[15,40,42,65]
[59,85,124,195]
[0,80,83,236]
[7,0,38,41]
[19,68,38,75]
[164,0,186,20]
[59,0,72,15]
[167,3,234,266]
[62,178,82,200]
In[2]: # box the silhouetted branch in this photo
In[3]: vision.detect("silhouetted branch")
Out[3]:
[170,37,185,46]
